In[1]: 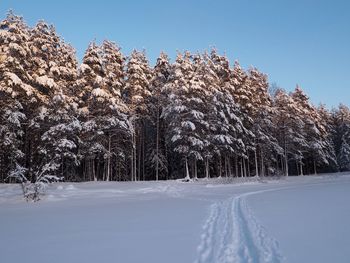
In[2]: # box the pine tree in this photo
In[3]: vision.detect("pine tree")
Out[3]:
[125,50,152,181]
[40,92,81,179]
[79,42,131,181]
[162,52,207,180]
[231,61,252,113]
[209,89,247,178]
[148,52,170,180]
[248,68,282,176]
[231,61,255,177]
[0,11,36,184]
[101,40,131,181]
[291,86,327,175]
[29,20,81,185]
[333,104,350,171]
[78,42,104,181]
[205,50,247,178]
[0,100,26,182]
[1,11,347,186]
[317,104,337,172]
[273,88,305,176]
[338,133,350,171]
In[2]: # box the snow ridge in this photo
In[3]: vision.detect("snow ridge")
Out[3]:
[195,191,284,263]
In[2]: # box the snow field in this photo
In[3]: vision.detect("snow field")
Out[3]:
[1,174,350,263]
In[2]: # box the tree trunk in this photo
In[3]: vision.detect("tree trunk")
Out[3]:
[131,132,134,181]
[300,160,304,176]
[254,148,259,177]
[155,105,160,181]
[240,160,243,177]
[134,129,137,181]
[243,157,247,177]
[131,148,134,181]
[205,157,209,179]
[131,128,137,181]
[194,159,198,179]
[284,143,289,177]
[247,154,251,177]
[235,155,238,177]
[138,127,141,181]
[93,159,97,181]
[185,158,190,180]
[314,159,317,175]
[28,136,33,182]
[142,125,145,181]
[61,156,64,179]
[228,157,232,177]
[115,155,118,181]
[106,134,111,181]
[260,148,264,177]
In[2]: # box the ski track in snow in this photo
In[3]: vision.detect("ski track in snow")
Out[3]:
[195,189,285,263]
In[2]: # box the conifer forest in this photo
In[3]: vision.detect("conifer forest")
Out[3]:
[1,11,350,189]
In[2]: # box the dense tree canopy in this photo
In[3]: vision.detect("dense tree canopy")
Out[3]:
[1,12,349,192]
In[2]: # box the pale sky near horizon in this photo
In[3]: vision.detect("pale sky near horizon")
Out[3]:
[1,0,349,108]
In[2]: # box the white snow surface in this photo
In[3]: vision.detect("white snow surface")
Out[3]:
[1,173,350,263]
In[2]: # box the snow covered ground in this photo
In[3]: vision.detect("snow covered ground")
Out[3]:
[1,174,350,263]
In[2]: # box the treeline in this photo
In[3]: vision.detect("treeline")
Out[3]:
[1,12,350,185]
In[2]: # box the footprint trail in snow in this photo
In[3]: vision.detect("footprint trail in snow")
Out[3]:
[195,190,284,263]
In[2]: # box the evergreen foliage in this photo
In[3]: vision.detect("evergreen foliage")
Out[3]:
[0,13,348,199]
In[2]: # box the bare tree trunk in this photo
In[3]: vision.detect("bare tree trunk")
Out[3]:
[300,160,304,176]
[131,129,137,181]
[205,157,209,179]
[131,141,133,181]
[142,125,145,181]
[231,157,235,177]
[83,160,85,181]
[247,154,250,177]
[88,159,91,181]
[235,155,238,177]
[137,127,141,181]
[115,155,118,181]
[116,159,118,181]
[0,155,3,183]
[284,143,289,177]
[28,138,33,183]
[295,161,299,176]
[155,105,160,181]
[61,156,64,179]
[254,148,259,177]
[185,157,190,180]
[87,159,90,181]
[134,128,137,181]
[314,159,317,175]
[260,148,264,177]
[243,157,247,177]
[194,159,198,179]
[240,159,243,177]
[93,159,97,181]
[106,134,111,181]
[228,157,232,177]
[102,162,106,181]
[90,159,92,181]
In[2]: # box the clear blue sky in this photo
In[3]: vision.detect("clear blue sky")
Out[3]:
[1,0,349,107]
